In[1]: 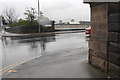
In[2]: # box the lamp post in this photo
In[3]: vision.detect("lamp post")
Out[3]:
[0,16,2,29]
[38,0,40,33]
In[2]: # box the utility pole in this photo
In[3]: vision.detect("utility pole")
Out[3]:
[0,16,2,28]
[38,0,41,33]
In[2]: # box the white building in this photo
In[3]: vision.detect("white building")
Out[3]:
[69,19,80,24]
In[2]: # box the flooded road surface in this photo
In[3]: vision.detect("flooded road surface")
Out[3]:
[1,32,88,69]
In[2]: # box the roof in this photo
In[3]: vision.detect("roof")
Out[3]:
[84,0,120,3]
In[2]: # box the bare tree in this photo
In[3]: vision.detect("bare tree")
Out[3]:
[59,20,63,24]
[3,7,19,24]
[24,7,37,23]
[71,19,75,22]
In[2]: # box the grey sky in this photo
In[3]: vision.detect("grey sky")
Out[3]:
[0,0,90,22]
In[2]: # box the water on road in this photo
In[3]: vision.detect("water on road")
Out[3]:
[1,32,88,69]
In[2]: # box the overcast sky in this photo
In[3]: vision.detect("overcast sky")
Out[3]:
[0,0,90,22]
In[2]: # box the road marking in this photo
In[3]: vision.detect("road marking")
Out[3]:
[8,70,17,73]
[0,63,18,72]
[0,55,42,75]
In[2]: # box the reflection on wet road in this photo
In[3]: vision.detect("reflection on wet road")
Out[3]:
[1,32,88,69]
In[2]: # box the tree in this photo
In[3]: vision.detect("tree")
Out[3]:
[71,19,75,22]
[3,7,19,24]
[24,7,37,23]
[1,16,6,25]
[59,20,63,24]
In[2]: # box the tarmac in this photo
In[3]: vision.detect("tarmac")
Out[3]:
[2,51,108,78]
[1,31,109,78]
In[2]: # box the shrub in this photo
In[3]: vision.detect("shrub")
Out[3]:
[8,20,39,27]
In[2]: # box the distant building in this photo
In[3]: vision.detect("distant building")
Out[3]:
[55,20,91,30]
[56,20,90,24]
[69,22,80,24]
[79,21,91,25]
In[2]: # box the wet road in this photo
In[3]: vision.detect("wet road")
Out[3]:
[1,32,87,69]
[1,32,108,78]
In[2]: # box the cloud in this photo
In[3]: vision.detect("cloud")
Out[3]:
[0,0,90,22]
[42,0,90,22]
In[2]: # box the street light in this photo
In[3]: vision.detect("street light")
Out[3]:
[38,0,40,33]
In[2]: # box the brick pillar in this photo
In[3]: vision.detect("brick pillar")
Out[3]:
[84,0,120,77]
[89,3,108,71]
[88,2,120,76]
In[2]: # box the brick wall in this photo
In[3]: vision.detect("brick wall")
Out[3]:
[89,3,108,71]
[89,2,120,77]
[108,3,120,76]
